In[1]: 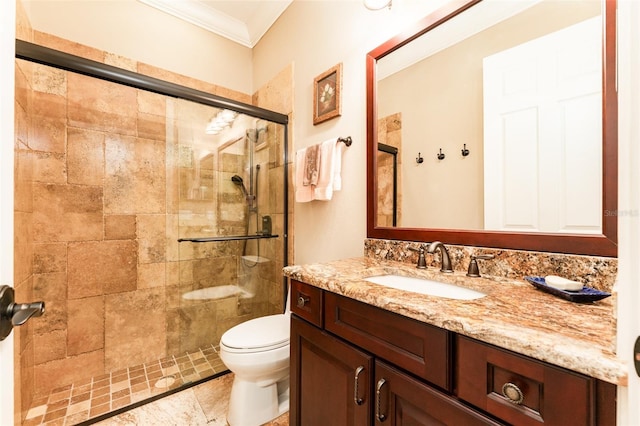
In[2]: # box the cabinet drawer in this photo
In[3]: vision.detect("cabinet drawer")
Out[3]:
[325,291,452,391]
[290,280,323,327]
[457,336,594,426]
[375,360,503,425]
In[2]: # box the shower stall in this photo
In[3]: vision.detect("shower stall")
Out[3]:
[14,41,288,424]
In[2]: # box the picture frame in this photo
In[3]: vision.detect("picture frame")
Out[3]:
[313,63,342,125]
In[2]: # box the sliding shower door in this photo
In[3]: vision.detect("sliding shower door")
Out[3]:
[167,99,287,380]
[15,41,288,424]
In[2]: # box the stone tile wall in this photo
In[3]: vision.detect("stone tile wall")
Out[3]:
[376,113,402,227]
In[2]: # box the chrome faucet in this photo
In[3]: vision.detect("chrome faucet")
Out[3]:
[427,241,453,273]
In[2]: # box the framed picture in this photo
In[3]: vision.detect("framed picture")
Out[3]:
[313,63,342,125]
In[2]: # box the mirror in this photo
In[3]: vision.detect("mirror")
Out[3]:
[366,0,617,257]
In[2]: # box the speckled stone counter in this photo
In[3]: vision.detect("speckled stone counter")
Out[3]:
[283,257,627,386]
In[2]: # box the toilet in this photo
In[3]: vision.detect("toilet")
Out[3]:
[219,312,290,425]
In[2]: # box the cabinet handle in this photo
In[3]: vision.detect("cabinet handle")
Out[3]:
[297,295,309,308]
[376,378,387,422]
[354,366,365,405]
[501,382,524,405]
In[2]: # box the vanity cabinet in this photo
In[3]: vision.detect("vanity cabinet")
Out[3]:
[289,279,617,426]
[290,279,502,426]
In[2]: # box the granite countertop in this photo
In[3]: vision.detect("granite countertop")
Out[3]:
[283,257,627,386]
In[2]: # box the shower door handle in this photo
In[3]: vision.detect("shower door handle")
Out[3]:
[0,285,45,341]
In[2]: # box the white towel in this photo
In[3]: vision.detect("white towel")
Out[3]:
[314,138,340,201]
[295,147,314,202]
[295,138,345,202]
[333,142,344,191]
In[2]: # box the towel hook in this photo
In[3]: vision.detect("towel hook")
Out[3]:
[437,148,445,160]
[461,144,470,157]
[416,152,424,164]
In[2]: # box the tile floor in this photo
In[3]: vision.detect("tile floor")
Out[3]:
[23,344,229,425]
[94,373,288,426]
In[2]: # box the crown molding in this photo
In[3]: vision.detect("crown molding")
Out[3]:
[138,0,291,48]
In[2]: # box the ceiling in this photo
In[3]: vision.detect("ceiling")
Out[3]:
[138,0,293,48]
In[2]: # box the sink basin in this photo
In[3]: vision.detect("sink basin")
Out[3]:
[364,275,486,300]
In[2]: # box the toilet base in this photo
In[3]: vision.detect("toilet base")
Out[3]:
[227,375,289,425]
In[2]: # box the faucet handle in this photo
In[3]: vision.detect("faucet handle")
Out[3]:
[408,246,427,269]
[466,254,495,277]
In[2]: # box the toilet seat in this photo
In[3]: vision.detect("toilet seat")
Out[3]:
[221,314,290,353]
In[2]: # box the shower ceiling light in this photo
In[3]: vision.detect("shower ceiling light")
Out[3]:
[220,109,237,122]
[205,124,223,134]
[364,0,392,10]
[205,109,237,134]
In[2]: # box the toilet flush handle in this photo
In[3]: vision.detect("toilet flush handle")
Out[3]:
[0,285,45,341]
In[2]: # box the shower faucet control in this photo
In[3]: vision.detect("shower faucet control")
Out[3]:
[261,215,272,236]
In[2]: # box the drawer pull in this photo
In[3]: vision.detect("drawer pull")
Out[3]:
[376,378,387,422]
[354,366,365,405]
[297,295,310,308]
[501,382,524,405]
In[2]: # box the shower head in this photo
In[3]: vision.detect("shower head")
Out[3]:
[231,175,249,198]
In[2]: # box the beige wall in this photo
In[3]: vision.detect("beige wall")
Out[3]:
[253,0,450,264]
[378,0,600,230]
[21,0,253,95]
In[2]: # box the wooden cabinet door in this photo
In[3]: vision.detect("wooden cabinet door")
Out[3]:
[374,360,504,426]
[457,336,597,426]
[290,315,373,426]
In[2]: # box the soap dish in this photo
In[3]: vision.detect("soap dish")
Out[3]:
[524,276,611,303]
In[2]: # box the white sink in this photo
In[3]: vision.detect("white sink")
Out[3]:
[364,275,486,300]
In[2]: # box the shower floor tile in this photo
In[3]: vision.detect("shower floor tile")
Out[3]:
[23,344,227,426]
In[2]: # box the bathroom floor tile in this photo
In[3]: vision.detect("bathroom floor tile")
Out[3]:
[23,344,228,425]
[94,372,289,426]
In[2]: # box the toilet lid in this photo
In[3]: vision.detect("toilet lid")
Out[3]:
[221,313,290,351]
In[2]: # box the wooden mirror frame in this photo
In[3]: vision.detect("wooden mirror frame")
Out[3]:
[366,0,617,257]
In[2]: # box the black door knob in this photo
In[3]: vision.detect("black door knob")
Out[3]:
[0,285,45,341]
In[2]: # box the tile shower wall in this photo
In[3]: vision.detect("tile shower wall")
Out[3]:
[14,19,292,425]
[376,113,402,227]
